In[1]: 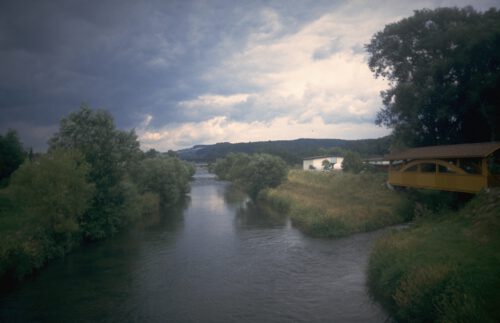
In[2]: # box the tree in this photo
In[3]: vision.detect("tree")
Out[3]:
[0,130,25,182]
[242,154,287,198]
[322,159,332,171]
[9,150,93,239]
[212,153,287,198]
[342,152,364,174]
[366,7,500,147]
[136,157,193,207]
[49,105,142,240]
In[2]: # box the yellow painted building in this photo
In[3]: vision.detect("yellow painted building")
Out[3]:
[386,142,500,193]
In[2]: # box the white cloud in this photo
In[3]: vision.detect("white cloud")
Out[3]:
[138,0,499,150]
[179,93,251,109]
[190,6,389,128]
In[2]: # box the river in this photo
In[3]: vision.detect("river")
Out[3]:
[0,167,389,322]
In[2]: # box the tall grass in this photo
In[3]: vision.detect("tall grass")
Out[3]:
[260,170,412,237]
[367,188,500,322]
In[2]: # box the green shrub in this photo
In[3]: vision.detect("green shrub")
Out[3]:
[213,153,288,198]
[342,151,364,173]
[261,170,411,237]
[9,150,94,238]
[368,189,500,322]
[135,157,193,207]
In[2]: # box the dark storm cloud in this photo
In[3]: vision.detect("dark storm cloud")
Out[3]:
[0,2,199,142]
[0,0,338,150]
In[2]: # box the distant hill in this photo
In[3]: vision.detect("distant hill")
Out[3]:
[176,136,392,164]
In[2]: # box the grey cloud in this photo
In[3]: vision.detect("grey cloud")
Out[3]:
[312,37,343,60]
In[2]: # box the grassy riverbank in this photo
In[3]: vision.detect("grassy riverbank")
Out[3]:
[259,170,412,238]
[367,189,500,322]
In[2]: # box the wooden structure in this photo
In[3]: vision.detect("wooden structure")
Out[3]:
[386,142,500,193]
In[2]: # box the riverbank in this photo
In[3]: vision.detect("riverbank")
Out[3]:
[0,155,194,288]
[367,188,500,322]
[259,170,412,238]
[0,186,159,288]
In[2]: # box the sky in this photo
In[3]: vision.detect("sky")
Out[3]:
[1,0,499,151]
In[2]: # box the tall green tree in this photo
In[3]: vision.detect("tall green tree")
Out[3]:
[366,7,500,147]
[0,130,25,182]
[49,105,142,240]
[9,150,93,242]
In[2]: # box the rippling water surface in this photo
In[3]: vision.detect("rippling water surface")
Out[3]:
[0,167,388,322]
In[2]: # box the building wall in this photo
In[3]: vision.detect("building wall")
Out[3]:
[333,157,344,170]
[303,157,343,170]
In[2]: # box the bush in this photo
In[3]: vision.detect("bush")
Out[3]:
[9,150,94,238]
[342,151,364,173]
[135,157,193,207]
[0,130,25,183]
[1,150,94,280]
[212,153,287,198]
[367,189,500,322]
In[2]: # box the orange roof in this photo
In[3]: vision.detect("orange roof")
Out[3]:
[385,142,500,160]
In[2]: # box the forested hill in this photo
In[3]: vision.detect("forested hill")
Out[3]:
[176,136,391,164]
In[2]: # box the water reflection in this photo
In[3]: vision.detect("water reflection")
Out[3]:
[234,200,288,229]
[137,197,188,232]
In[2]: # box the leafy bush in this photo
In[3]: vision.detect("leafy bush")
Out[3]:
[1,150,94,280]
[342,151,364,173]
[368,189,500,322]
[212,153,287,198]
[135,157,193,207]
[0,130,25,184]
[9,150,94,238]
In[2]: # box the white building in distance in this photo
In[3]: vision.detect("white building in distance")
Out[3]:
[303,156,344,171]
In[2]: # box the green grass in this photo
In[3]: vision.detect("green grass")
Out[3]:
[367,188,500,322]
[260,170,412,238]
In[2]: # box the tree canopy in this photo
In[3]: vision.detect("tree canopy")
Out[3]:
[0,130,25,183]
[9,150,94,237]
[366,7,500,147]
[48,105,143,240]
[211,153,288,198]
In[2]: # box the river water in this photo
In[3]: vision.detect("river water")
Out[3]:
[0,167,389,322]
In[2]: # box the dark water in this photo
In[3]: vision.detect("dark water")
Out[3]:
[0,167,389,322]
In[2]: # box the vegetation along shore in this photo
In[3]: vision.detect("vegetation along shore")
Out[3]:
[368,189,500,322]
[0,106,194,287]
[260,170,412,238]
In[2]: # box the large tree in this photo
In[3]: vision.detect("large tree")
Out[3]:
[0,130,25,182]
[49,105,142,240]
[366,7,500,147]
